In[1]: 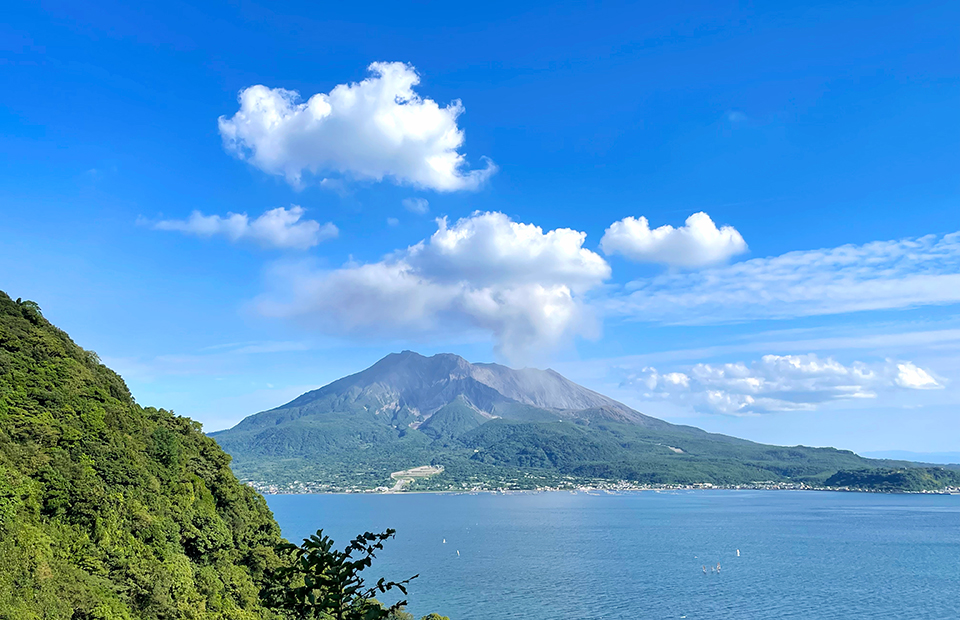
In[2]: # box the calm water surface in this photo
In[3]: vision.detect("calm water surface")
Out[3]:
[266,491,960,619]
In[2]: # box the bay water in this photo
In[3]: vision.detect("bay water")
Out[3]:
[266,491,960,619]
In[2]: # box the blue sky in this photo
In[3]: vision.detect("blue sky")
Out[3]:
[2,0,958,454]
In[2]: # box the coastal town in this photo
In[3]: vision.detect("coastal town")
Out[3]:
[244,476,960,496]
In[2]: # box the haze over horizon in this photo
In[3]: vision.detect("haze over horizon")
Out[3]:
[2,1,958,455]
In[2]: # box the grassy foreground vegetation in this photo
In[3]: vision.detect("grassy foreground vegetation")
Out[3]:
[0,292,444,620]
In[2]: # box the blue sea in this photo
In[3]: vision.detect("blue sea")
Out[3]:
[266,491,960,620]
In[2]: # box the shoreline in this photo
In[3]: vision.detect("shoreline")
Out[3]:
[252,484,960,497]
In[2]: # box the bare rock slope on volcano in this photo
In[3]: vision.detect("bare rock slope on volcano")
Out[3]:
[228,350,660,431]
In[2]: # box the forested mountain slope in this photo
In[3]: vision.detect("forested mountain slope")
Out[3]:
[0,292,286,619]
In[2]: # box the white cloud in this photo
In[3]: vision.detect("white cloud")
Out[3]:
[403,197,429,214]
[624,354,942,415]
[600,212,747,267]
[153,206,337,250]
[895,362,941,389]
[386,217,400,227]
[218,62,495,191]
[407,212,610,292]
[256,211,610,361]
[614,231,960,323]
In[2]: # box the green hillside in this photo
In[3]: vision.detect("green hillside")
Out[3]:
[220,414,921,492]
[824,467,960,492]
[0,292,286,619]
[418,397,489,440]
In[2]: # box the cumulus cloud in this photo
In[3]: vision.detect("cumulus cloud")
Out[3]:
[153,206,337,250]
[623,354,942,415]
[600,212,747,267]
[256,211,610,361]
[613,231,960,323]
[218,62,495,191]
[403,197,429,214]
[894,362,941,389]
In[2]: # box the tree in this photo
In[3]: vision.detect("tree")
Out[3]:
[271,528,418,620]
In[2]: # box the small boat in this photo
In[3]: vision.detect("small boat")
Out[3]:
[457,550,460,557]
[736,549,740,557]
[443,539,446,544]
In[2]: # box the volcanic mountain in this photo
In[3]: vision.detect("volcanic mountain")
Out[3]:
[211,351,925,490]
[227,350,661,430]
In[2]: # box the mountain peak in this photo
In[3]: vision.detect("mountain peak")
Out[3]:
[375,350,469,368]
[229,351,660,434]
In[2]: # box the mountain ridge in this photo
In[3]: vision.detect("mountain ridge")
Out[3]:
[211,350,957,492]
[243,350,658,429]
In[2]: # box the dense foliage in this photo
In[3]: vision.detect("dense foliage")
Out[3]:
[0,292,449,620]
[269,529,416,620]
[0,292,287,619]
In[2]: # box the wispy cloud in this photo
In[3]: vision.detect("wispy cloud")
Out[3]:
[218,62,495,191]
[152,206,337,250]
[726,110,748,123]
[623,354,943,415]
[403,197,429,214]
[612,231,960,323]
[103,340,311,382]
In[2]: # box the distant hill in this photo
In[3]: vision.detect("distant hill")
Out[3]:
[0,292,286,619]
[861,451,960,466]
[825,467,960,492]
[211,351,932,492]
